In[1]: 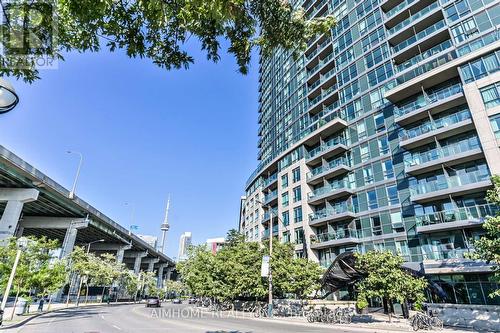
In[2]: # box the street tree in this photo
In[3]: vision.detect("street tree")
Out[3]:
[468,175,500,297]
[354,251,428,322]
[0,0,336,82]
[0,236,60,317]
[31,259,68,310]
[179,230,323,301]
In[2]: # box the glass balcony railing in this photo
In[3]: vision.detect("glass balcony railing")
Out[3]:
[309,203,354,221]
[457,29,500,57]
[263,208,278,221]
[263,173,278,187]
[264,190,278,203]
[416,204,498,227]
[394,83,462,117]
[410,170,490,197]
[404,140,479,167]
[395,50,457,85]
[307,157,350,179]
[316,229,360,243]
[385,0,417,19]
[387,2,439,36]
[307,137,347,159]
[421,247,474,260]
[393,20,446,53]
[308,179,352,199]
[395,39,453,73]
[399,108,471,141]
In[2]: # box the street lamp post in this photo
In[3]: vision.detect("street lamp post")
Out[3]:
[0,78,19,114]
[0,237,28,313]
[256,199,277,318]
[75,239,104,306]
[67,151,83,200]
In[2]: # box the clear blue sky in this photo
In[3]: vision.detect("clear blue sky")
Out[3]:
[0,42,259,259]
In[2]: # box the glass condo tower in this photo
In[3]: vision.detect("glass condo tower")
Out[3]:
[239,0,500,305]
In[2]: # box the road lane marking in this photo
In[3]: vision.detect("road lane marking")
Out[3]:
[112,324,122,330]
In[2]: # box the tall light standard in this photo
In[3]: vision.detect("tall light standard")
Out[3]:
[67,151,83,200]
[0,237,28,313]
[0,78,19,114]
[75,239,104,306]
[256,198,281,318]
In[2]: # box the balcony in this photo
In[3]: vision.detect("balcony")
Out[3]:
[386,35,500,102]
[310,229,361,249]
[392,19,447,56]
[399,109,473,149]
[262,208,278,223]
[394,83,464,125]
[262,172,278,189]
[410,170,492,203]
[307,157,351,185]
[264,190,278,205]
[384,0,417,21]
[386,1,441,43]
[421,247,493,273]
[394,39,453,74]
[404,141,483,175]
[415,204,498,234]
[306,138,348,165]
[309,205,356,227]
[308,180,354,205]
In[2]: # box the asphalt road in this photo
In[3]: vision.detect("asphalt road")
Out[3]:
[0,303,369,333]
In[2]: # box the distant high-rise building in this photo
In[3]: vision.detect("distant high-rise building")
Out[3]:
[239,0,500,306]
[206,237,225,254]
[177,232,192,261]
[137,234,158,249]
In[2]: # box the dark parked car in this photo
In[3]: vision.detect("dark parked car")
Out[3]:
[145,296,161,308]
[172,298,182,304]
[188,298,197,304]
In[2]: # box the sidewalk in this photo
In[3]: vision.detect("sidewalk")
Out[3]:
[198,307,477,333]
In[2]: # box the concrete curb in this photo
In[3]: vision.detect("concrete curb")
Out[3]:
[0,302,136,330]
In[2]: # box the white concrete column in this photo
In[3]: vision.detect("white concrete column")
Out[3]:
[462,72,500,175]
[133,252,147,274]
[116,244,132,263]
[157,264,168,288]
[0,188,39,241]
[60,218,89,258]
[144,258,160,272]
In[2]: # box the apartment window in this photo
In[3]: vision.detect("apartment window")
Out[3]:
[282,231,290,243]
[282,192,289,207]
[374,113,385,131]
[363,166,374,184]
[490,114,500,139]
[378,136,390,155]
[445,0,470,23]
[281,174,288,189]
[292,167,301,182]
[282,211,290,226]
[367,62,393,87]
[294,206,303,223]
[371,216,382,236]
[367,190,378,210]
[360,144,370,162]
[294,227,304,244]
[480,82,500,109]
[383,159,394,179]
[451,17,478,43]
[364,44,390,69]
[387,185,399,205]
[357,121,367,140]
[293,186,302,202]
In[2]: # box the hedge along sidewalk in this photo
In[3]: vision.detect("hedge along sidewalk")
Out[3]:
[0,301,136,329]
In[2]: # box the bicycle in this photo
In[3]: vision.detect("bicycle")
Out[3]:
[410,312,443,331]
